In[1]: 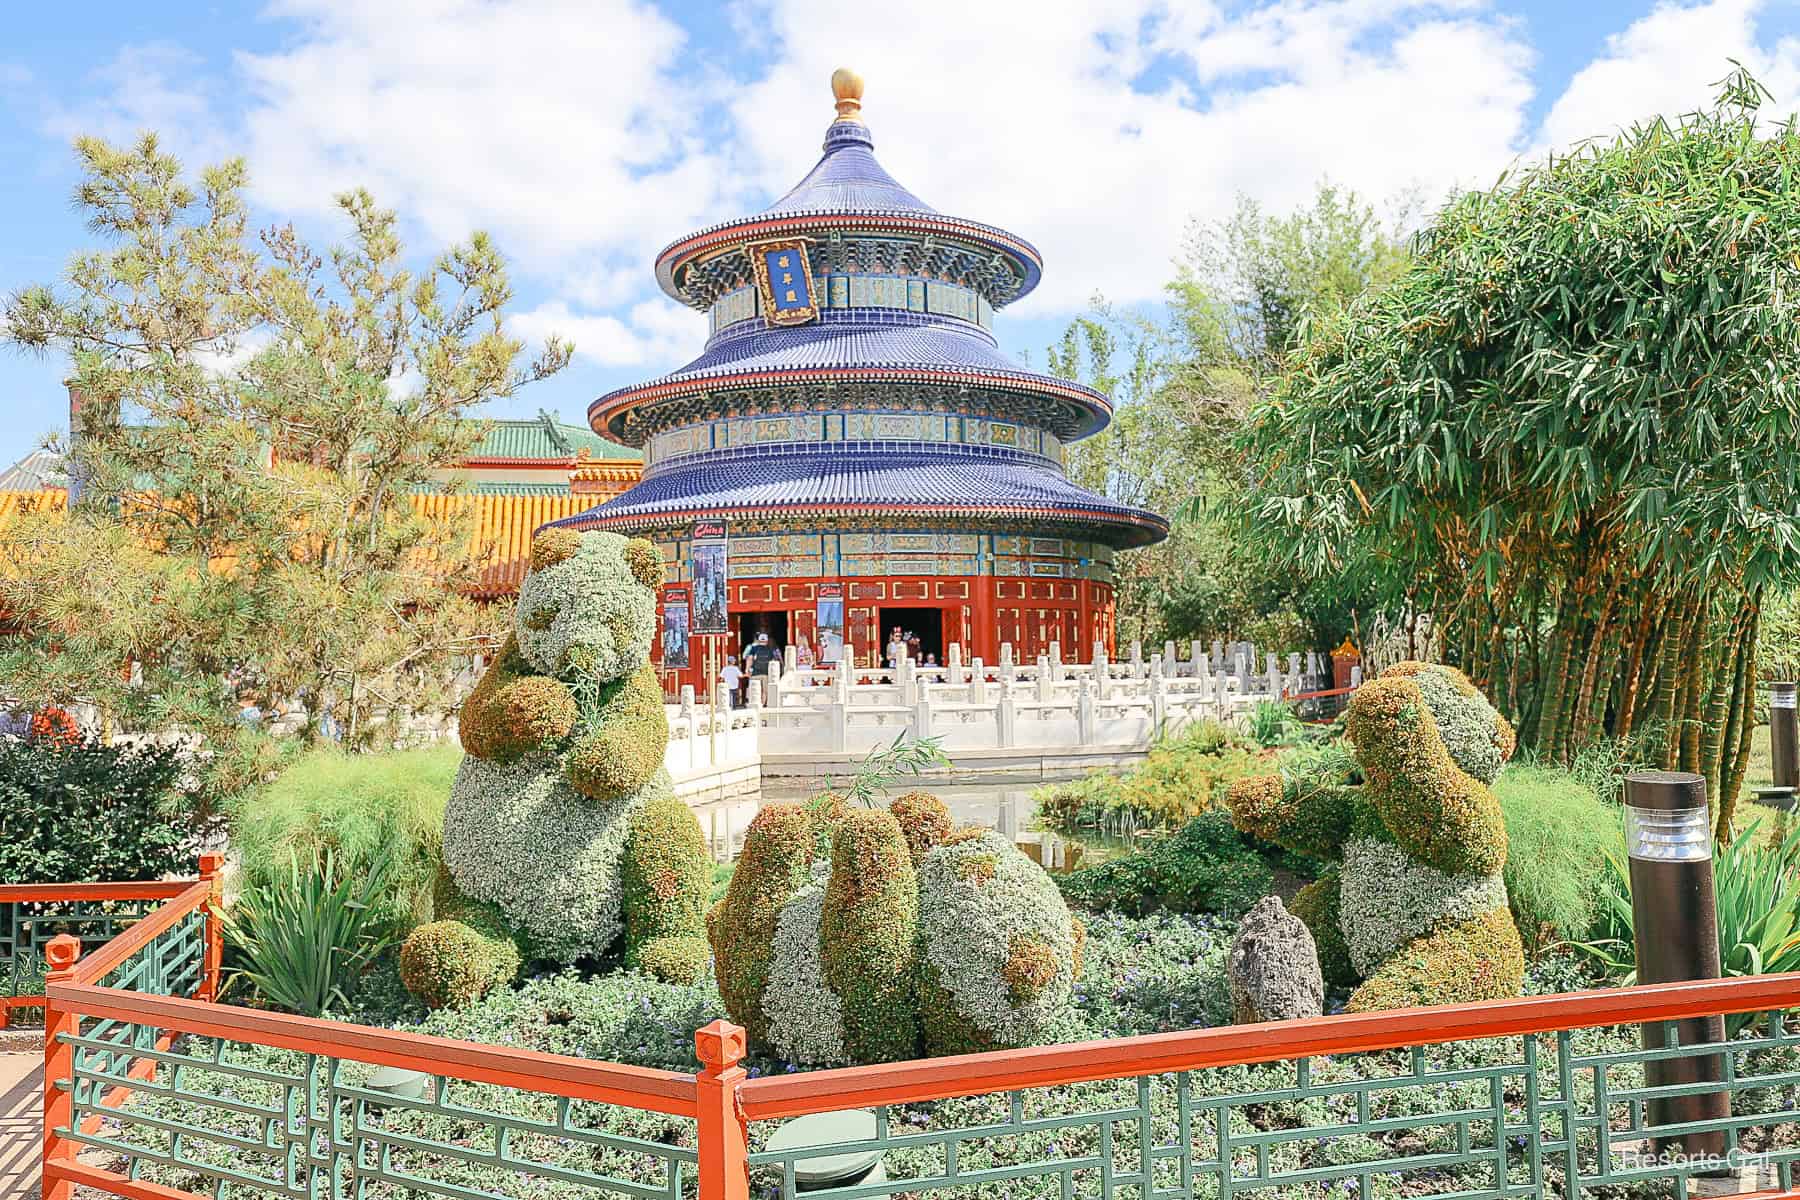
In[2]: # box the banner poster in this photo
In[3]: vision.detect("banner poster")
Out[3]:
[815,582,845,665]
[661,586,691,669]
[690,520,729,634]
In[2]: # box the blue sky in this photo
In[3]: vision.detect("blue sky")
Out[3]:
[4,0,1799,465]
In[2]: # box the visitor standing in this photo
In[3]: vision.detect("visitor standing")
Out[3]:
[745,632,780,688]
[720,656,743,708]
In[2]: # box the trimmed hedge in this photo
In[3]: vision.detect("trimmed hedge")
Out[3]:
[820,809,920,1063]
[1343,675,1507,877]
[399,918,521,1010]
[632,935,711,985]
[890,790,953,863]
[1055,811,1272,918]
[708,804,816,1044]
[1289,870,1355,988]
[1346,906,1525,1013]
[622,793,712,977]
[565,664,670,801]
[458,635,576,764]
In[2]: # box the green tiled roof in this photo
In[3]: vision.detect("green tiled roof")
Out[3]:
[411,480,580,496]
[468,410,638,461]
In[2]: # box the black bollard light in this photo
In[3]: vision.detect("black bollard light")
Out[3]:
[1773,682,1798,796]
[1624,770,1728,1171]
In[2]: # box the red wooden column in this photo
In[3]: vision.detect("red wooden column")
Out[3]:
[695,1019,750,1200]
[42,934,82,1200]
[971,577,997,664]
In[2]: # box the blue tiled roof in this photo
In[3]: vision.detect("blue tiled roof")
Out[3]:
[653,116,1043,307]
[763,120,936,215]
[589,315,1111,441]
[548,444,1167,548]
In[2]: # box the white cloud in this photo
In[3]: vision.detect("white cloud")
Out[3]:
[36,42,236,166]
[38,0,1800,380]
[510,299,701,369]
[1537,0,1800,152]
[233,0,739,289]
[726,0,1533,310]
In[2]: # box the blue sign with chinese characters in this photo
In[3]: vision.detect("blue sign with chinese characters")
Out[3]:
[764,248,811,311]
[752,238,820,326]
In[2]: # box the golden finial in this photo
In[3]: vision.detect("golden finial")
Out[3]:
[831,67,864,122]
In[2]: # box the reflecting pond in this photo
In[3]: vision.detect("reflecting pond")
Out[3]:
[694,775,1134,868]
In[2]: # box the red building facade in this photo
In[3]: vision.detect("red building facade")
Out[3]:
[554,72,1166,693]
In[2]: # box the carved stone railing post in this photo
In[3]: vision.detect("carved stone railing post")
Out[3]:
[1077,675,1096,744]
[995,679,1016,747]
[830,694,848,752]
[680,685,698,769]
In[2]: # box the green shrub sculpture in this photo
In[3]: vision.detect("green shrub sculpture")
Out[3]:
[1225,662,1524,1012]
[710,792,1081,1065]
[398,917,522,1010]
[407,529,710,1009]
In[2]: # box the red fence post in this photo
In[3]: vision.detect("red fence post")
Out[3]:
[198,851,225,1003]
[42,933,82,1200]
[695,1020,749,1200]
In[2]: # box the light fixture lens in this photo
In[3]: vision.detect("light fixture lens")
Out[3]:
[1624,804,1713,861]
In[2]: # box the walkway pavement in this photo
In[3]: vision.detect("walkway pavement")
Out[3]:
[0,1055,39,1199]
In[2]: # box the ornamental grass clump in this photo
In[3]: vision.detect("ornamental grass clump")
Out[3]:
[230,743,459,933]
[1225,662,1525,1012]
[409,529,711,1009]
[710,793,1082,1064]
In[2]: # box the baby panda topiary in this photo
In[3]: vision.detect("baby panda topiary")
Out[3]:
[405,528,711,1010]
[1225,661,1524,1013]
[710,791,1081,1065]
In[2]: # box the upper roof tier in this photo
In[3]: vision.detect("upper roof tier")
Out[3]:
[653,71,1043,311]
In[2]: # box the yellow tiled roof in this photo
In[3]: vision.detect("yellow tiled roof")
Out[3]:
[413,491,598,597]
[0,488,600,599]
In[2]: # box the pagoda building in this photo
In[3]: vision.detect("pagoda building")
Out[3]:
[557,69,1167,686]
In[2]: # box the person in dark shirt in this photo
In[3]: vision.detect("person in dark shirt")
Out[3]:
[744,632,781,689]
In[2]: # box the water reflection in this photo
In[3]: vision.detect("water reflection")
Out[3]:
[693,776,1134,869]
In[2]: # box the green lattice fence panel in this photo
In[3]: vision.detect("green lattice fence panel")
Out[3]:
[60,1020,699,1200]
[0,897,163,1000]
[747,1013,1800,1200]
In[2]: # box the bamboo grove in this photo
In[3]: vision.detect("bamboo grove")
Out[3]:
[1231,71,1800,834]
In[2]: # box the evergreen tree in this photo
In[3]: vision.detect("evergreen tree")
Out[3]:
[2,133,569,796]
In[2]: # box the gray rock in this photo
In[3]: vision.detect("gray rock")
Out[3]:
[1228,895,1324,1024]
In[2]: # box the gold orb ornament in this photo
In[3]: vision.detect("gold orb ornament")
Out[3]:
[831,67,864,121]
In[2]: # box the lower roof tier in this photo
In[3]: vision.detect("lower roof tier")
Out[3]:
[547,444,1168,548]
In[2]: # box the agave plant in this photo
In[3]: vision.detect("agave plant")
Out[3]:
[221,848,396,1017]
[1572,818,1800,1032]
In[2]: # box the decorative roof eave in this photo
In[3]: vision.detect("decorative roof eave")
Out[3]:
[549,500,1169,549]
[589,365,1111,444]
[655,211,1043,310]
[462,456,580,468]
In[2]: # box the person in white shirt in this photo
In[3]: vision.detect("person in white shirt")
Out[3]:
[720,656,743,708]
